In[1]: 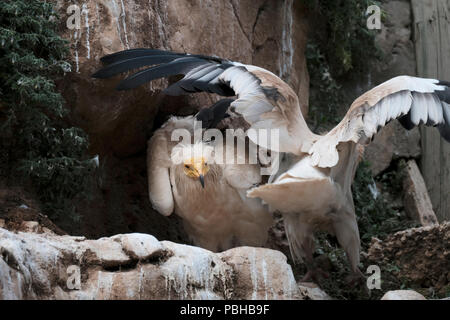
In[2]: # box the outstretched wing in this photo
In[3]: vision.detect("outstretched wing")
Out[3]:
[93,48,317,155]
[309,76,450,168]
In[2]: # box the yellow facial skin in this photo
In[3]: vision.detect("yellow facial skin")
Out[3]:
[183,157,209,187]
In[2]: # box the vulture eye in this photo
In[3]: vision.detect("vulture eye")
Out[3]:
[184,164,190,169]
[204,162,208,166]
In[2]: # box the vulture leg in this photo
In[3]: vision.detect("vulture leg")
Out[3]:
[331,208,365,285]
[283,213,329,282]
[301,264,330,283]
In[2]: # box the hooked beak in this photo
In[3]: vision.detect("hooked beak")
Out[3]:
[199,174,205,188]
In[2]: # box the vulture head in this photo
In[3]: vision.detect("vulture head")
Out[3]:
[172,142,214,188]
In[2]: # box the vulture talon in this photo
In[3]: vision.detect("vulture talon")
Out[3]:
[344,269,366,288]
[301,268,330,283]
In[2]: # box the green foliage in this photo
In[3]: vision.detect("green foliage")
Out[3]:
[352,161,418,249]
[305,43,343,131]
[304,0,382,77]
[304,0,383,131]
[0,0,94,220]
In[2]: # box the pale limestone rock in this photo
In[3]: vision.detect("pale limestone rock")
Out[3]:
[218,246,299,300]
[0,226,303,300]
[111,233,164,260]
[381,290,426,300]
[83,238,130,268]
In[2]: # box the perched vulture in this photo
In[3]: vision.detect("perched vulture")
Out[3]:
[93,48,450,281]
[144,109,273,251]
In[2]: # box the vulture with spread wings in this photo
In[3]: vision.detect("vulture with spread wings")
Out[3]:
[93,48,450,281]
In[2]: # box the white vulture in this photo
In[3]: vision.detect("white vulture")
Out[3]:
[144,109,273,251]
[93,48,450,281]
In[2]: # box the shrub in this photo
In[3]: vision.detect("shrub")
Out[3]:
[0,0,95,221]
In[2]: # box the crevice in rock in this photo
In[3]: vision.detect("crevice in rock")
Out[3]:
[0,248,20,271]
[251,1,267,40]
[101,249,173,272]
[229,0,251,44]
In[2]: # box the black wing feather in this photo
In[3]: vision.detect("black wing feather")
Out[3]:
[438,100,450,142]
[436,81,450,104]
[398,82,450,143]
[196,98,234,129]
[93,48,237,96]
[92,55,182,79]
[398,113,415,130]
[100,48,179,65]
[116,57,207,91]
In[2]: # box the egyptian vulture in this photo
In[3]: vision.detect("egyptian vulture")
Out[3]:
[93,48,450,281]
[144,107,273,251]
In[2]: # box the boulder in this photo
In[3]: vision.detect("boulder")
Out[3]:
[110,233,164,261]
[402,160,438,226]
[381,290,426,300]
[219,246,299,300]
[364,121,421,176]
[0,225,306,300]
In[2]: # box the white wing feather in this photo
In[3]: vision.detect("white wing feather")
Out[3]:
[309,76,449,168]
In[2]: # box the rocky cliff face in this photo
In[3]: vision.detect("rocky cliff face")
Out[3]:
[56,0,309,157]
[50,0,310,238]
[361,0,421,176]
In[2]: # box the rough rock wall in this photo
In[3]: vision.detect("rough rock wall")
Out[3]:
[51,0,310,238]
[56,0,309,157]
[368,222,450,295]
[342,0,421,176]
